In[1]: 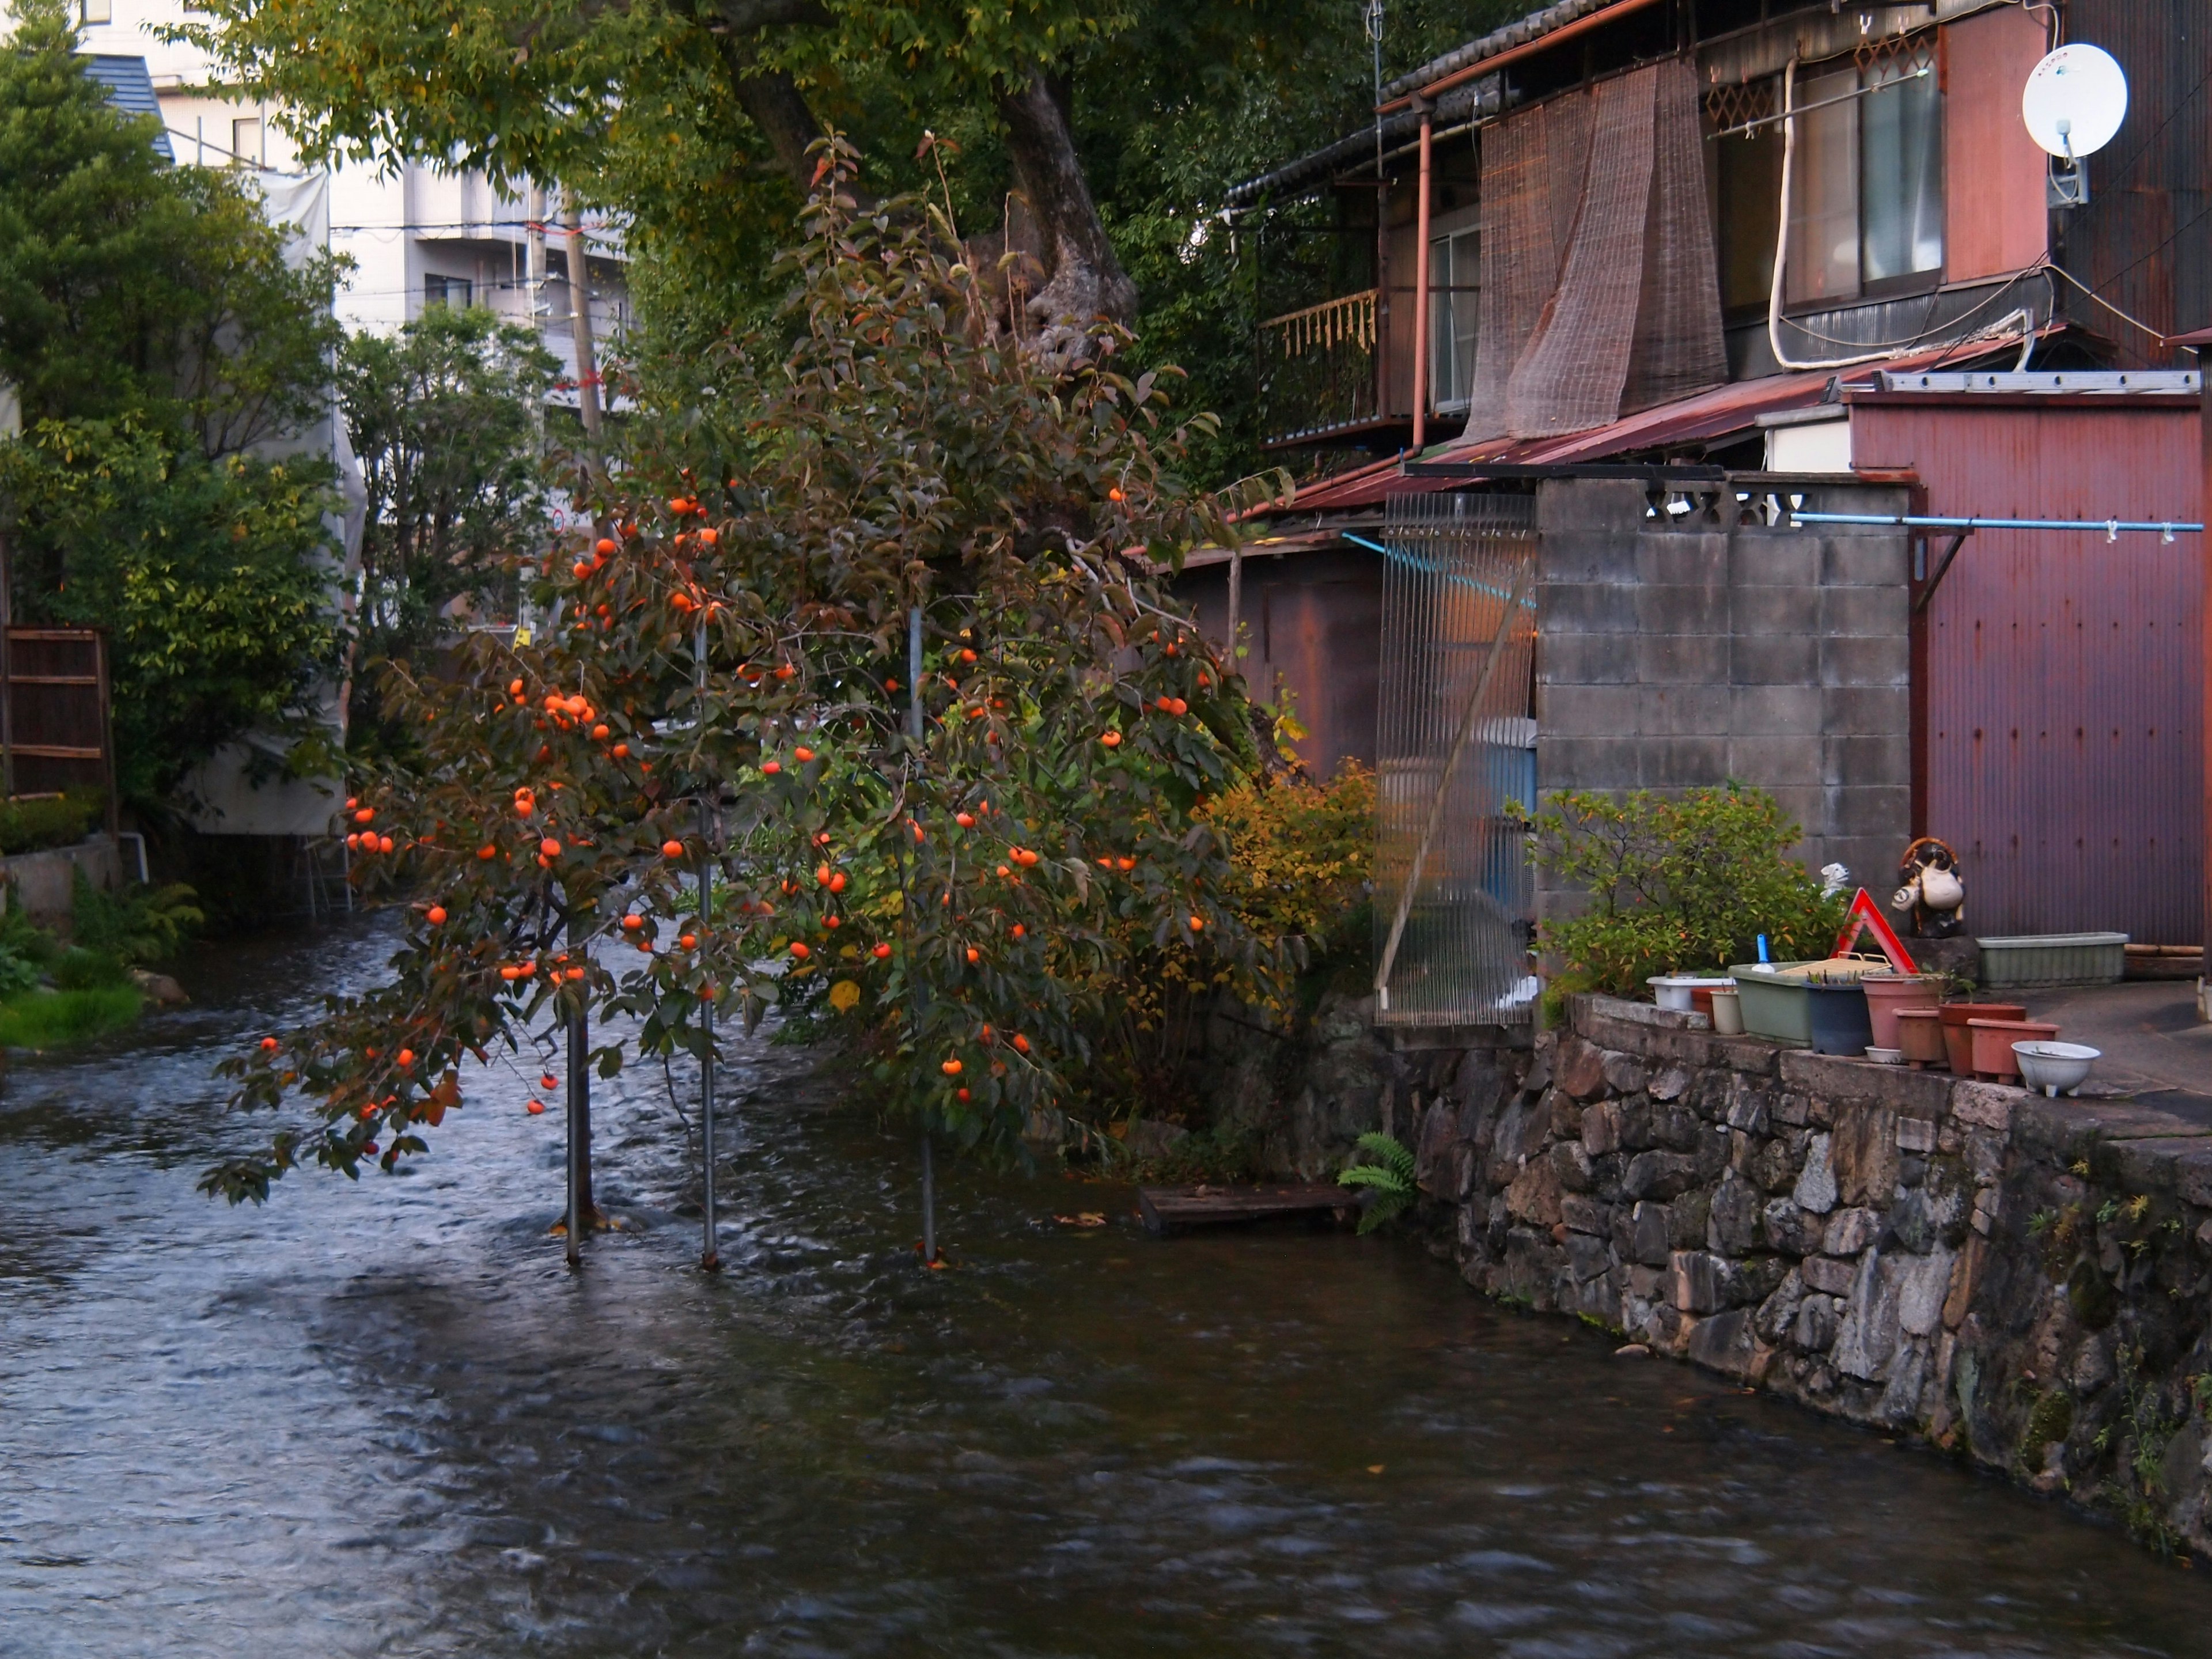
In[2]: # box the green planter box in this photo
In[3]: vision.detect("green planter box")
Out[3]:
[1728,963,1819,1046]
[1978,933,2128,990]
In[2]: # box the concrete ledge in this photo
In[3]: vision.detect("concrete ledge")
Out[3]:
[0,835,122,927]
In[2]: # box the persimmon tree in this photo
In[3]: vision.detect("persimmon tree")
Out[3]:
[204,147,1274,1252]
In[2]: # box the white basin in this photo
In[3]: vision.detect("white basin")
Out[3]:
[2013,1040,2100,1097]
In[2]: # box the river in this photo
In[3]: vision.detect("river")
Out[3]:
[4,918,2211,1656]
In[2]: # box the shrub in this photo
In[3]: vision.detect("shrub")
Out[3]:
[1338,1131,1415,1234]
[1530,783,1846,1003]
[1078,765,1374,1125]
[0,791,100,855]
[1199,763,1375,978]
[52,944,127,989]
[70,867,202,965]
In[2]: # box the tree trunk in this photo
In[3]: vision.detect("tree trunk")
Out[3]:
[729,64,830,193]
[994,69,1138,343]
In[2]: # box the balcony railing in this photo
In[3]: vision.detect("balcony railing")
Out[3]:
[1258,289,1380,447]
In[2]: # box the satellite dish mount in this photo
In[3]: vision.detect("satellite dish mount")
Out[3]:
[2021,44,2129,210]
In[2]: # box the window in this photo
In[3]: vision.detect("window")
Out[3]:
[230,116,261,168]
[79,0,111,24]
[424,274,473,309]
[1427,214,1480,408]
[1709,106,1782,313]
[1781,40,1945,307]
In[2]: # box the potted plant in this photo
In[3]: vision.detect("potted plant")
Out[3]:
[1861,971,1946,1050]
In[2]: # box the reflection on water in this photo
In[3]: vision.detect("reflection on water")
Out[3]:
[3,918,2209,1656]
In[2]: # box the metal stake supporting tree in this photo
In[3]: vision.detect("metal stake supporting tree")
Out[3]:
[908,603,935,1266]
[696,615,721,1271]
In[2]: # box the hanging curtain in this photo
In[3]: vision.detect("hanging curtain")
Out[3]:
[1468,56,1726,442]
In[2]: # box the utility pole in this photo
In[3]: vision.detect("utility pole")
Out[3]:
[562,198,605,469]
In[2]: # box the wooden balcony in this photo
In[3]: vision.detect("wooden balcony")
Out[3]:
[1258,289,1382,448]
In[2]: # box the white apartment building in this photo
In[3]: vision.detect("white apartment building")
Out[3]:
[63,0,624,407]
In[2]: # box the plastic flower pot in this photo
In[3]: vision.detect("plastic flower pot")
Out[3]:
[1805,982,1875,1056]
[1861,973,1946,1051]
[1967,1018,2060,1081]
[1940,1002,2025,1076]
[1709,987,1744,1035]
[1648,974,1733,1013]
[1894,1008,1948,1069]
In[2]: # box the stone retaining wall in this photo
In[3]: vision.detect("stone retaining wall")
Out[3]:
[1406,994,2212,1554]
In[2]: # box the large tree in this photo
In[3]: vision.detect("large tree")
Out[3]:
[0,0,346,802]
[185,0,1525,465]
[207,153,1271,1242]
[339,305,557,746]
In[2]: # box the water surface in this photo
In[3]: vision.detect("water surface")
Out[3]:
[4,919,2210,1656]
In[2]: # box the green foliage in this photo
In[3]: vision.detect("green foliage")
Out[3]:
[180,0,1528,488]
[1338,1130,1415,1234]
[0,6,346,803]
[0,789,98,855]
[339,306,557,745]
[70,866,203,966]
[0,937,40,995]
[0,984,138,1048]
[51,944,126,990]
[0,0,345,452]
[206,150,1276,1202]
[1529,785,1849,1003]
[0,420,344,800]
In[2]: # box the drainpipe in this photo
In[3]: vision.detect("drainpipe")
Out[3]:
[2202,347,2212,1021]
[1410,97,1434,454]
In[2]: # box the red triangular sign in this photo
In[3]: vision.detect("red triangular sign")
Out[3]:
[1832,887,1918,974]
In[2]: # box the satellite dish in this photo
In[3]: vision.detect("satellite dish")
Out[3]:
[2022,44,2128,158]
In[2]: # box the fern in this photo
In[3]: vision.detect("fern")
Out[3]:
[1338,1131,1416,1234]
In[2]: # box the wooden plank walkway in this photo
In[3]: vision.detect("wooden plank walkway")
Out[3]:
[1137,1182,1359,1236]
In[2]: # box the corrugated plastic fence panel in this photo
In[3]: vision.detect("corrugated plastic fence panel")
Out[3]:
[1374,492,1540,1025]
[1853,400,2203,942]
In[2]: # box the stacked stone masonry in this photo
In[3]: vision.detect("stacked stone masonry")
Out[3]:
[1400,994,2212,1554]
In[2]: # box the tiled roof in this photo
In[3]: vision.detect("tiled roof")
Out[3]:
[1379,0,1622,103]
[81,55,173,161]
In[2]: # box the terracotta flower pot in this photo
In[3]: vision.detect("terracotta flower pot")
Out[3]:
[1862,973,1946,1051]
[1895,1007,1948,1068]
[1941,1002,2025,1076]
[1967,1018,2060,1082]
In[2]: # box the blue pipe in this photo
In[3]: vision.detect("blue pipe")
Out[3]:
[1790,512,2203,536]
[1342,532,1537,605]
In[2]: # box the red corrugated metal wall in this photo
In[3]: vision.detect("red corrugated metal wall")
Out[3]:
[1853,399,2203,942]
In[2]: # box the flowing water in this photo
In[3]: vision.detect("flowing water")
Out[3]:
[5,919,2212,1657]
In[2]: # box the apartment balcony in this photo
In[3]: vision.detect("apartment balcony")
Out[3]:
[1258,289,1387,449]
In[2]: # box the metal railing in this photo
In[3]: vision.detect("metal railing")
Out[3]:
[1368,494,1540,1027]
[1258,289,1380,445]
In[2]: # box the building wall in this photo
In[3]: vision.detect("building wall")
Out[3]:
[1177,546,1383,782]
[1851,396,2205,943]
[66,0,623,359]
[1534,478,1914,927]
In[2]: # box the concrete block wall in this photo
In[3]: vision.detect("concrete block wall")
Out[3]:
[1534,478,1913,922]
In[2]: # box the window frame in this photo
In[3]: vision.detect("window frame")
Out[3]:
[1709,35,1948,319]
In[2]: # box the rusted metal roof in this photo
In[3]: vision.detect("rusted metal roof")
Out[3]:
[1257,334,2078,517]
